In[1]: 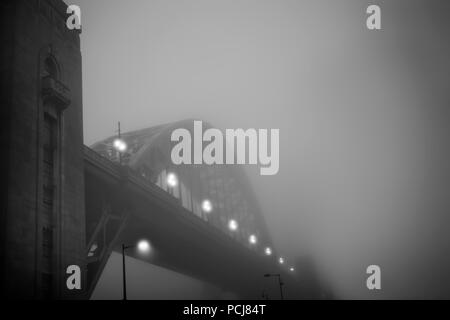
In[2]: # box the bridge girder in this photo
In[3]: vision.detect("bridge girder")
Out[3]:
[84,146,297,299]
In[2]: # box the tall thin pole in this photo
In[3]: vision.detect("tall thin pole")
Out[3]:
[278,275,284,300]
[118,122,122,165]
[122,244,127,300]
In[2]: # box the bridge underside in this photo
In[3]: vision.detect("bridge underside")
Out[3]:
[84,147,291,299]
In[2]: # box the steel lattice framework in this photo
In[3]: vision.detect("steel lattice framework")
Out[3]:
[91,119,273,251]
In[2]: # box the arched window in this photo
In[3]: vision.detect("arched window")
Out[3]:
[44,56,59,79]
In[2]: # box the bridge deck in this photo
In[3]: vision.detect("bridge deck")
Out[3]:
[83,146,294,299]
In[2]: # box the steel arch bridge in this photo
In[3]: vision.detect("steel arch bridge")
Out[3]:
[84,119,294,298]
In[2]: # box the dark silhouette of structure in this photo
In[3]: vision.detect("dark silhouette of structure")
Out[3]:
[1,0,85,299]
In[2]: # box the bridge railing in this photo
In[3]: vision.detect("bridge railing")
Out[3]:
[83,145,273,260]
[83,145,247,244]
[84,145,122,178]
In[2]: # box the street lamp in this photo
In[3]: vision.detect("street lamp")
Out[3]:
[114,122,127,164]
[264,247,272,256]
[249,234,257,245]
[122,239,151,300]
[289,267,295,272]
[228,219,238,231]
[113,139,127,165]
[166,172,178,188]
[113,139,127,152]
[264,273,284,300]
[137,239,151,254]
[278,257,285,265]
[201,199,213,213]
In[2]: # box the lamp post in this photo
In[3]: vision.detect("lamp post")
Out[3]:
[121,240,151,300]
[121,244,129,300]
[118,122,122,164]
[264,273,284,300]
[114,122,127,165]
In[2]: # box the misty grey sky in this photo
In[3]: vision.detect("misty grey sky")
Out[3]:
[71,0,450,299]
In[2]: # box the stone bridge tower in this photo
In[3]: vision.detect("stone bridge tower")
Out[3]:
[0,0,86,299]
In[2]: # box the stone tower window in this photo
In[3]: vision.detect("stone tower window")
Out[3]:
[44,56,59,79]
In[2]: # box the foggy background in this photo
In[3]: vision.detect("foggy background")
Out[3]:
[70,0,450,299]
